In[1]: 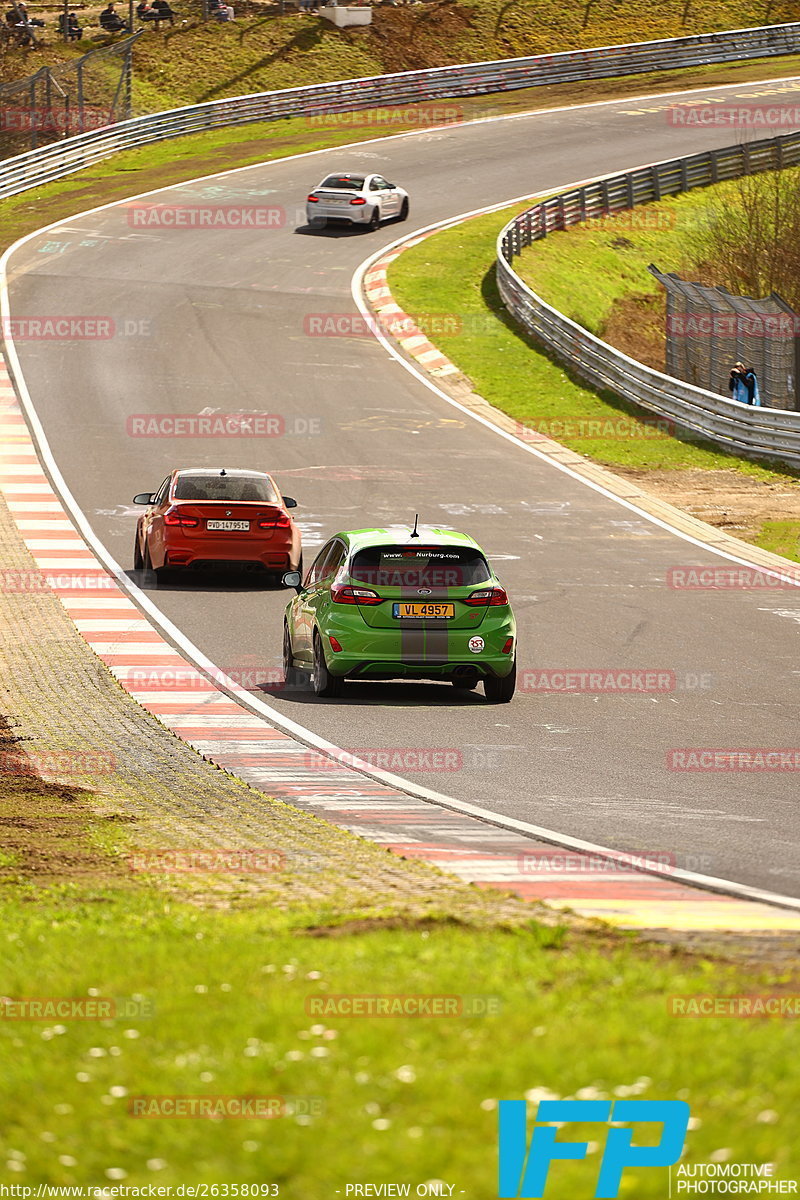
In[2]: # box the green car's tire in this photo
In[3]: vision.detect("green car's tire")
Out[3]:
[312,632,344,699]
[283,623,305,691]
[484,658,516,703]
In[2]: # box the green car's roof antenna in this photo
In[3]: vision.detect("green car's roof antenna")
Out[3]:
[410,514,420,539]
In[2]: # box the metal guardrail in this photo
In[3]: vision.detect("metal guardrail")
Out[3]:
[496,133,800,470]
[2,20,800,197]
[0,34,140,155]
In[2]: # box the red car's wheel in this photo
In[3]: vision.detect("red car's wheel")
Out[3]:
[143,542,170,585]
[133,530,144,571]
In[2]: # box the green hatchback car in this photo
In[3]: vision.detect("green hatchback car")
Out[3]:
[282,527,516,702]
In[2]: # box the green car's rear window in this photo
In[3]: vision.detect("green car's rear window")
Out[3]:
[350,545,491,588]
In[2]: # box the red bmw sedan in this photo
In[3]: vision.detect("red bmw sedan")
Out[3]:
[133,467,302,582]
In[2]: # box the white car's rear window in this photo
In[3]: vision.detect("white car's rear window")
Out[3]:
[319,175,365,190]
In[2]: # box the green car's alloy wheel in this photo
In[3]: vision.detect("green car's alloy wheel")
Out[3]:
[312,631,344,699]
[484,658,516,703]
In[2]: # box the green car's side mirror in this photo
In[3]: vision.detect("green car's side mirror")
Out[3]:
[283,571,302,592]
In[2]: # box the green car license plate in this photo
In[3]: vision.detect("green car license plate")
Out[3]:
[392,602,455,619]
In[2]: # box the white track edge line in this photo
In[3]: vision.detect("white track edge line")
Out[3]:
[351,211,800,586]
[0,97,798,915]
[2,70,800,238]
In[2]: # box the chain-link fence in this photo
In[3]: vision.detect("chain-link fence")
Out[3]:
[648,265,799,410]
[0,32,139,157]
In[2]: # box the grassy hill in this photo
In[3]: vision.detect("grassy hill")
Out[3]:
[2,0,799,112]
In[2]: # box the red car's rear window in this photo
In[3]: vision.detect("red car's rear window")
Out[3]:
[173,474,280,503]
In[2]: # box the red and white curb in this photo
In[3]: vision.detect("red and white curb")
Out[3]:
[1,357,799,932]
[363,241,460,378]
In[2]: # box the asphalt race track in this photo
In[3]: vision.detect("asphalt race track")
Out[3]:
[6,77,800,897]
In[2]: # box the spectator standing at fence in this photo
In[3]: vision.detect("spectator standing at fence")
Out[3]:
[729,362,747,404]
[729,361,761,407]
[742,364,761,406]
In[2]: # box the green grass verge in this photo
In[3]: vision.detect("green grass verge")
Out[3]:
[1,885,798,1189]
[388,205,796,473]
[755,519,800,561]
[515,190,705,335]
[512,169,800,338]
[2,49,800,1190]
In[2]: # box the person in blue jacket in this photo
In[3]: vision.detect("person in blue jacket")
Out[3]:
[729,362,761,406]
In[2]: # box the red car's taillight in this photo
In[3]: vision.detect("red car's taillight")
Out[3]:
[163,509,200,528]
[307,194,319,202]
[349,197,367,206]
[465,586,509,606]
[257,513,291,529]
[331,583,382,605]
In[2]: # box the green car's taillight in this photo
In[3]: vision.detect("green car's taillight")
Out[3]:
[331,583,383,605]
[464,586,508,606]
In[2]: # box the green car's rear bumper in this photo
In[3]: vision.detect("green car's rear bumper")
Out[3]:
[319,610,516,681]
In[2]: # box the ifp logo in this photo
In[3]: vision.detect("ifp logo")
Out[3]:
[498,1099,690,1197]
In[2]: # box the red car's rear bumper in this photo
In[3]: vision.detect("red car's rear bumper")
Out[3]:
[161,531,297,570]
